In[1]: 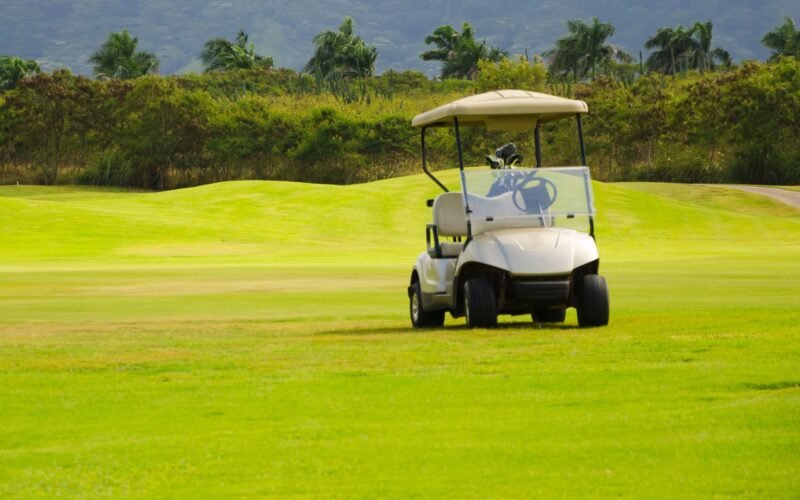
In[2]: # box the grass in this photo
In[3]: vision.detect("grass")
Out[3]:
[1,173,799,497]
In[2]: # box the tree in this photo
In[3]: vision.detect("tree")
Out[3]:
[476,55,547,92]
[762,17,800,60]
[8,70,99,184]
[544,18,631,81]
[304,17,378,80]
[89,30,159,79]
[716,59,800,183]
[421,23,506,79]
[0,56,40,90]
[116,77,213,189]
[201,31,273,72]
[420,25,459,67]
[689,21,731,72]
[644,25,695,74]
[645,22,730,74]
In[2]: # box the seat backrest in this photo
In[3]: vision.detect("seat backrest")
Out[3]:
[433,192,467,236]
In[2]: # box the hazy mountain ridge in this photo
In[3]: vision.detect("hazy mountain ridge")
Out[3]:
[1,0,796,75]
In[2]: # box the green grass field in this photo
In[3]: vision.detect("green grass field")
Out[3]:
[1,173,799,497]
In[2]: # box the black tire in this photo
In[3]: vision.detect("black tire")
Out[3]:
[464,277,498,328]
[533,307,566,323]
[410,281,445,328]
[577,275,609,328]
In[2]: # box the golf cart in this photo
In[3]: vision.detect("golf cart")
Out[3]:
[407,90,609,328]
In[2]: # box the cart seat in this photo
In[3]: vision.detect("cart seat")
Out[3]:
[433,192,467,236]
[426,192,467,259]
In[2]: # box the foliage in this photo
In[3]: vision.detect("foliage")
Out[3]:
[112,77,213,189]
[0,56,40,90]
[712,59,800,184]
[544,17,631,81]
[305,17,378,81]
[690,21,732,72]
[558,59,799,184]
[4,70,114,184]
[645,22,730,75]
[89,30,160,79]
[303,17,379,104]
[762,17,800,60]
[476,56,547,92]
[1,58,799,188]
[200,31,273,72]
[421,23,506,80]
[177,67,317,97]
[0,0,789,75]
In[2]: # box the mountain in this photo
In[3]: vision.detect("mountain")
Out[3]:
[1,0,797,76]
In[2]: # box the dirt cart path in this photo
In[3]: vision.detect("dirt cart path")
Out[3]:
[714,185,800,210]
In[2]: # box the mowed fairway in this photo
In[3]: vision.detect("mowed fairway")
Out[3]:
[1,172,799,497]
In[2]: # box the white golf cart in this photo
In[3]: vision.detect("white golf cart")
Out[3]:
[407,90,609,328]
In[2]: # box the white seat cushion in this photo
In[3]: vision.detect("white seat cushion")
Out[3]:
[433,192,467,236]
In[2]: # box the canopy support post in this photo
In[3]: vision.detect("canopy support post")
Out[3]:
[453,117,472,238]
[534,123,542,168]
[577,113,587,166]
[576,113,594,238]
[421,126,448,192]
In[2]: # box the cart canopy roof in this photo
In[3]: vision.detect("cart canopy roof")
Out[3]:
[411,89,588,131]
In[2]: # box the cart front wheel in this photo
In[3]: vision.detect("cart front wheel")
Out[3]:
[464,277,498,328]
[577,275,609,327]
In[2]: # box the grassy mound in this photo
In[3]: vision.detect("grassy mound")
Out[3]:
[1,172,796,267]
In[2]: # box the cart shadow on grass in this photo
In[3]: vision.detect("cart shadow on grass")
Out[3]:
[315,321,582,336]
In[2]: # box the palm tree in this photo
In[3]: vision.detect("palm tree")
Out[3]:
[762,17,800,60]
[644,25,697,74]
[0,56,40,90]
[581,17,629,79]
[304,17,378,80]
[544,18,630,80]
[201,31,273,72]
[690,21,731,72]
[89,30,159,79]
[645,22,731,74]
[543,32,584,81]
[420,25,459,65]
[421,23,506,79]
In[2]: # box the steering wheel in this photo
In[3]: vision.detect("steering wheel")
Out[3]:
[511,171,558,213]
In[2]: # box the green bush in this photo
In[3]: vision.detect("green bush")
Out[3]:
[1,59,799,188]
[634,151,723,183]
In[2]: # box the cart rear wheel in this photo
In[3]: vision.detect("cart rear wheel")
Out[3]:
[464,277,498,328]
[577,275,609,327]
[410,281,445,328]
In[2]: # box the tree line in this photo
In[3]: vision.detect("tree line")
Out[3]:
[3,15,800,87]
[0,16,799,188]
[1,56,798,188]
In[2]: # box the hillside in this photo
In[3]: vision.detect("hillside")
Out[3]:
[1,173,798,273]
[1,0,796,75]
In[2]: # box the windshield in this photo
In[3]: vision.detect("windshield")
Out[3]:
[462,167,595,233]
